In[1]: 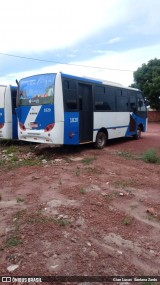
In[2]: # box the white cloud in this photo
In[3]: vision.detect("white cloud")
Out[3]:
[0,0,129,53]
[107,37,121,45]
[5,43,160,88]
[120,0,160,35]
[1,0,160,86]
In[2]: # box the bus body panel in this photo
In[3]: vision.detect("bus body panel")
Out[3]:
[4,86,12,123]
[0,108,5,124]
[17,73,65,144]
[64,112,79,144]
[0,85,17,139]
[0,86,6,136]
[0,86,6,108]
[17,104,54,130]
[18,121,64,144]
[93,111,147,141]
[17,104,64,144]
[54,72,64,123]
[93,112,130,140]
[16,72,147,146]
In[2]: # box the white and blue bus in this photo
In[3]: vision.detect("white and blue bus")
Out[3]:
[0,85,18,139]
[16,72,147,148]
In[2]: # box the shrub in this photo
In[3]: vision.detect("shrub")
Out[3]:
[142,149,160,164]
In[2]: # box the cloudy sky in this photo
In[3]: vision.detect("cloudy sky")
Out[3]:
[0,0,160,86]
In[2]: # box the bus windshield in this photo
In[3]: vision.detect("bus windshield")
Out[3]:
[19,73,56,106]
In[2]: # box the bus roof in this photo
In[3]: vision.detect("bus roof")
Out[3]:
[61,72,140,91]
[18,72,140,92]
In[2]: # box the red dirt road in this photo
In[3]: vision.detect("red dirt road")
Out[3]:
[0,123,160,284]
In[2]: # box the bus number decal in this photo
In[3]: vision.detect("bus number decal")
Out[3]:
[44,108,51,113]
[70,118,78,123]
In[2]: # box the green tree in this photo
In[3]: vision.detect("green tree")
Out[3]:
[131,58,160,110]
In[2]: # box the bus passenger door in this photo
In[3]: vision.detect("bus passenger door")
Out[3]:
[78,83,93,143]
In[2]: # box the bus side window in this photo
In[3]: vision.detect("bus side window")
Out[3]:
[137,93,146,111]
[63,79,77,111]
[94,85,115,111]
[105,87,115,111]
[116,89,129,112]
[129,92,137,112]
[94,85,108,111]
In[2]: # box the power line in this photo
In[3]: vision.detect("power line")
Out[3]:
[0,52,134,73]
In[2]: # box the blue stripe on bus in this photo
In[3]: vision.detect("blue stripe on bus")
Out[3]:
[35,105,54,129]
[16,105,31,124]
[93,125,128,131]
[125,115,147,137]
[0,108,4,123]
[64,112,79,144]
[16,104,54,129]
[61,73,102,84]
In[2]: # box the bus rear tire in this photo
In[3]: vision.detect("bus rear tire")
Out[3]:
[133,127,142,140]
[95,131,107,149]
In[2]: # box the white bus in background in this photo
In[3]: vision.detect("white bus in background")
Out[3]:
[0,85,18,139]
[16,72,147,148]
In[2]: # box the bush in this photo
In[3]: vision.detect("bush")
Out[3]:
[142,149,160,164]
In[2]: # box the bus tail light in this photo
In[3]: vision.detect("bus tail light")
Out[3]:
[19,122,26,131]
[0,123,4,129]
[44,123,54,132]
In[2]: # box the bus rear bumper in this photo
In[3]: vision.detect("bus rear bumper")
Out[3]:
[18,122,64,144]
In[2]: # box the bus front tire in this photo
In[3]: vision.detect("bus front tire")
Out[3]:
[95,132,107,149]
[133,127,142,140]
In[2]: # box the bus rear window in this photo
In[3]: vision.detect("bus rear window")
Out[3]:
[19,74,55,106]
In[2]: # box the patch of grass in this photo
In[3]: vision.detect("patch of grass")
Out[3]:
[18,158,42,166]
[82,156,96,165]
[142,149,160,164]
[130,204,138,209]
[0,160,3,166]
[105,191,119,201]
[13,209,26,232]
[26,214,54,224]
[86,166,102,175]
[16,197,24,203]
[6,235,22,247]
[58,179,62,185]
[25,211,70,227]
[55,218,70,226]
[147,213,160,223]
[125,189,135,195]
[5,145,19,154]
[80,188,86,194]
[64,157,72,163]
[75,167,80,176]
[122,216,133,226]
[117,151,134,160]
[114,178,136,189]
[146,213,154,221]
[10,155,19,162]
[14,209,26,220]
[10,157,42,169]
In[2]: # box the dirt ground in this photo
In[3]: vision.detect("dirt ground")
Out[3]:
[0,122,160,285]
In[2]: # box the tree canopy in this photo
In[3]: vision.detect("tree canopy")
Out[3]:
[131,58,160,110]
